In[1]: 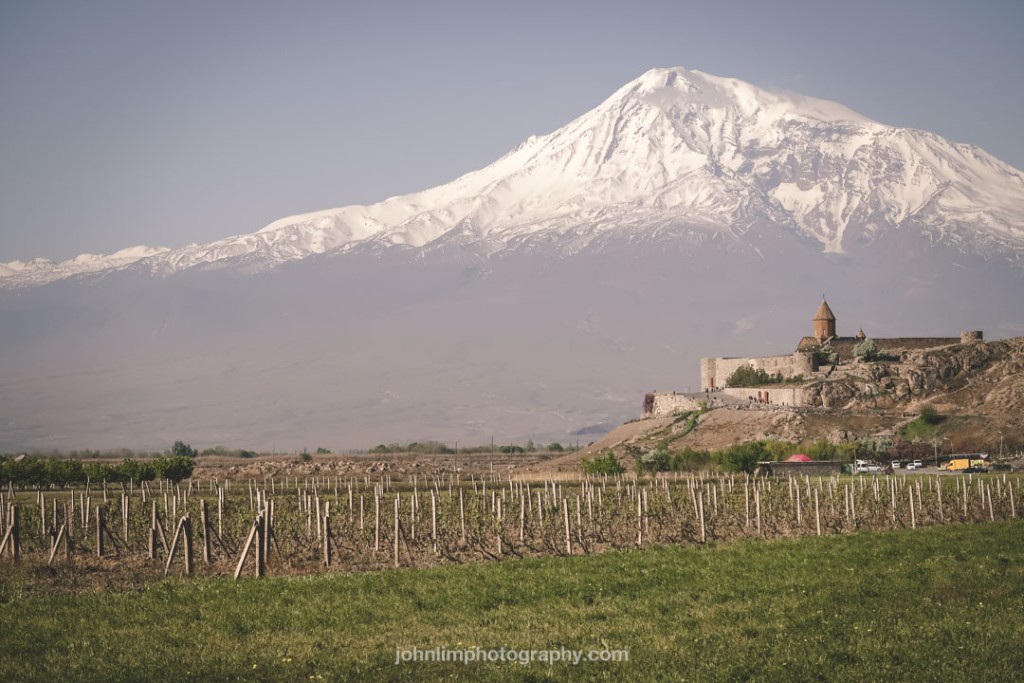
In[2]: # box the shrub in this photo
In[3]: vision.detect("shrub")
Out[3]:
[814,346,838,366]
[716,442,769,473]
[854,339,880,361]
[635,447,713,473]
[901,407,944,440]
[581,451,625,475]
[919,405,942,425]
[725,365,780,387]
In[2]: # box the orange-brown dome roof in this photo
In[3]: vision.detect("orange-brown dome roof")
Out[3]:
[813,299,836,321]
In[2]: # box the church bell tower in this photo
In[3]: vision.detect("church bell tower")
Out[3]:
[813,299,836,342]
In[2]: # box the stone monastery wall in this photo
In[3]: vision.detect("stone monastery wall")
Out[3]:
[700,352,815,390]
[644,392,704,417]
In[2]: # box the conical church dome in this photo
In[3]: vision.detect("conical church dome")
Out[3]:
[814,300,836,322]
[813,299,836,341]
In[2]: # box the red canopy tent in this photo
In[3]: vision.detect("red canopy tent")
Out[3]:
[784,454,814,462]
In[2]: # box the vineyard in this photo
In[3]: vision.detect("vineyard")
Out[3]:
[0,470,1019,580]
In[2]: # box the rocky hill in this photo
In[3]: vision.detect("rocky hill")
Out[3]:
[562,337,1024,466]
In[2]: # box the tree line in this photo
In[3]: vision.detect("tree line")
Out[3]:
[366,440,573,455]
[0,455,195,486]
[581,436,940,476]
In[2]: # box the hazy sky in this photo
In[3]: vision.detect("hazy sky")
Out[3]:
[2,0,1022,262]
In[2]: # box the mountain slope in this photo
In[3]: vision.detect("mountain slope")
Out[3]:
[4,67,1024,289]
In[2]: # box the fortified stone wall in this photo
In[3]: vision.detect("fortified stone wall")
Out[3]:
[798,336,966,360]
[700,352,816,390]
[872,337,962,353]
[644,392,704,417]
[720,386,804,407]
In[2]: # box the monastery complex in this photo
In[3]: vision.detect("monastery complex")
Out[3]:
[644,300,983,417]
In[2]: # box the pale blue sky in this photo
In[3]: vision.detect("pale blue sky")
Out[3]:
[2,0,1022,262]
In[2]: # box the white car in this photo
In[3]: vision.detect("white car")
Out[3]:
[891,460,903,469]
[857,464,882,473]
[906,460,924,470]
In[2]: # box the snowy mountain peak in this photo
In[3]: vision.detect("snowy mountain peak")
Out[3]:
[3,68,1024,289]
[612,67,872,125]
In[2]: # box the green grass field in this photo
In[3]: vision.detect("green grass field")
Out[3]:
[2,521,1023,681]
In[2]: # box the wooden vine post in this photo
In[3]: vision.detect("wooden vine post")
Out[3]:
[256,513,266,577]
[95,506,105,557]
[814,488,821,536]
[0,505,20,560]
[233,516,261,580]
[394,497,400,569]
[200,499,212,564]
[563,498,572,555]
[323,509,332,568]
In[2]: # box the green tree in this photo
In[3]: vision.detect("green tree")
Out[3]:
[115,458,155,482]
[171,440,198,458]
[153,456,194,482]
[854,338,880,361]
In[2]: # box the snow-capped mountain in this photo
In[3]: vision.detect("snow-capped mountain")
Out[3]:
[3,68,1024,453]
[4,67,1024,289]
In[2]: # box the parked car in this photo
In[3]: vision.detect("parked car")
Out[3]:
[857,463,882,473]
[891,460,903,469]
[907,460,924,470]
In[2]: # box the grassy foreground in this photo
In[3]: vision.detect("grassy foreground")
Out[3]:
[2,522,1023,682]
